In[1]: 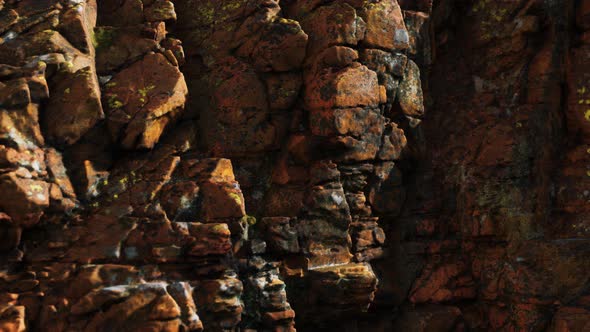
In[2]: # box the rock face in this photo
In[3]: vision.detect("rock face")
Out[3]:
[0,0,589,331]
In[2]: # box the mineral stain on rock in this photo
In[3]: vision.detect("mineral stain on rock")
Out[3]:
[0,0,589,331]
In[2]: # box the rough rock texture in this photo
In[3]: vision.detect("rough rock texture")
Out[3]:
[1,0,589,331]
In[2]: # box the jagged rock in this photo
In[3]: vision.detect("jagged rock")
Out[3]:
[0,10,19,35]
[97,0,144,27]
[62,215,138,263]
[44,66,103,145]
[144,0,177,22]
[368,162,405,215]
[0,104,45,149]
[241,18,308,72]
[309,46,359,68]
[241,259,296,331]
[0,79,31,108]
[0,172,49,227]
[396,59,424,118]
[378,122,407,160]
[300,2,366,58]
[0,29,92,70]
[0,305,26,332]
[6,0,589,331]
[168,282,204,331]
[310,107,385,137]
[404,10,433,66]
[58,0,97,54]
[94,25,161,74]
[264,72,303,110]
[294,263,378,323]
[409,257,475,303]
[103,52,188,149]
[186,223,233,257]
[194,275,244,331]
[82,284,181,331]
[304,63,380,110]
[359,0,409,51]
[261,217,300,255]
[204,57,275,155]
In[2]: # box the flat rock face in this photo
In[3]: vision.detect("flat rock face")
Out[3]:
[104,52,188,149]
[44,66,104,146]
[2,0,590,331]
[359,0,409,51]
[300,2,366,57]
[304,63,381,110]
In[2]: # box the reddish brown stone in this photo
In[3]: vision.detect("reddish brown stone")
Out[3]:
[549,307,590,332]
[304,63,380,110]
[396,59,424,118]
[359,0,409,51]
[0,172,49,227]
[300,2,366,58]
[246,18,308,72]
[578,0,590,30]
[104,53,188,149]
[44,66,103,145]
[0,305,26,332]
[94,26,160,74]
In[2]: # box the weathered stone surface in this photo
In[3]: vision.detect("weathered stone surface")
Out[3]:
[103,53,188,149]
[549,307,590,332]
[44,66,103,145]
[291,263,378,324]
[359,0,409,51]
[260,217,300,255]
[300,2,366,58]
[393,305,462,332]
[304,63,380,110]
[0,172,49,227]
[264,72,302,110]
[368,162,405,215]
[5,0,590,331]
[241,18,308,72]
[94,25,160,74]
[396,59,424,118]
[0,305,26,332]
[404,10,433,66]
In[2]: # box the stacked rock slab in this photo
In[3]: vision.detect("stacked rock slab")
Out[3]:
[0,1,247,331]
[0,0,430,330]
[171,0,428,328]
[6,0,590,331]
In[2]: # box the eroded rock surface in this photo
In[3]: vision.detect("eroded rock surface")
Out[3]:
[1,0,589,331]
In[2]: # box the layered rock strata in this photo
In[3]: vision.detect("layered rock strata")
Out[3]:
[1,0,590,331]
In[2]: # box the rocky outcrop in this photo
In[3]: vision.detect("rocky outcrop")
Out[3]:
[1,0,590,331]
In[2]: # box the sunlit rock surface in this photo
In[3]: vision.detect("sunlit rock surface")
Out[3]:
[0,0,589,331]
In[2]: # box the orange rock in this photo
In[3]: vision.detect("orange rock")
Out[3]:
[95,26,160,74]
[359,0,409,51]
[0,172,49,227]
[200,180,246,220]
[104,53,188,149]
[0,305,26,332]
[44,66,103,145]
[246,18,308,72]
[306,46,359,68]
[265,72,303,110]
[300,2,366,58]
[304,63,380,110]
